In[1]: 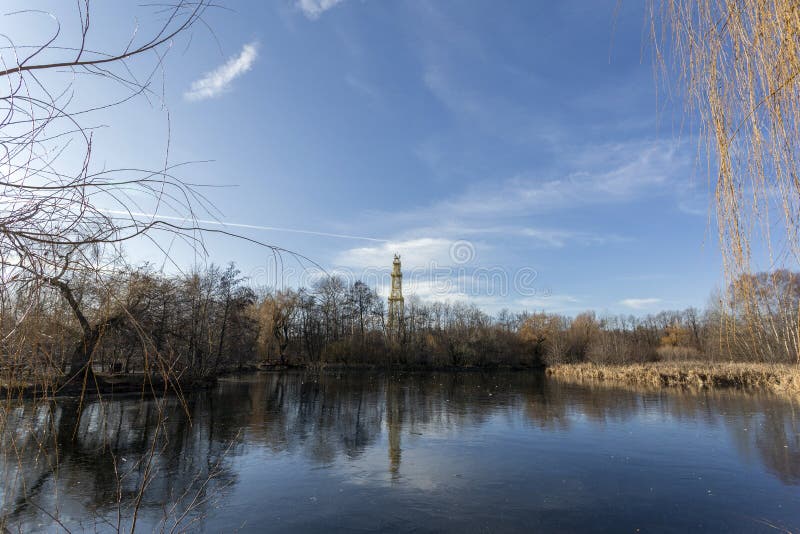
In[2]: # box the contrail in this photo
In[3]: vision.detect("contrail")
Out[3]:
[99,209,389,242]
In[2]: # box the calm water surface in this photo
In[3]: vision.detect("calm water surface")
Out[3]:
[2,371,799,532]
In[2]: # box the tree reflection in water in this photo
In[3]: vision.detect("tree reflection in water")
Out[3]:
[1,371,798,531]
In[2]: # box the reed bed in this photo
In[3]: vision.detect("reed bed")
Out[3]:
[546,361,800,398]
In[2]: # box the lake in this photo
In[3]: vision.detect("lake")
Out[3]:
[2,371,799,532]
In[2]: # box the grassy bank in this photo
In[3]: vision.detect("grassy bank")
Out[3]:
[546,361,800,398]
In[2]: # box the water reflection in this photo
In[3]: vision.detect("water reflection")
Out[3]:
[2,371,799,532]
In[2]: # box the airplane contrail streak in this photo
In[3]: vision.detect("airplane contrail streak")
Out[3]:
[98,209,389,242]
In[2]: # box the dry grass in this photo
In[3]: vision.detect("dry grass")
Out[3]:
[547,361,800,398]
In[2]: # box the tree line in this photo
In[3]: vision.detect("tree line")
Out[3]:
[190,266,800,367]
[2,263,797,389]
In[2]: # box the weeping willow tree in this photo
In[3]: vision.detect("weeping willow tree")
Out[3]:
[655,1,800,362]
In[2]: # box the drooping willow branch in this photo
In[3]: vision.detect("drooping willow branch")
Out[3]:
[654,0,800,362]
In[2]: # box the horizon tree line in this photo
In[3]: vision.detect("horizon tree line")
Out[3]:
[3,261,797,388]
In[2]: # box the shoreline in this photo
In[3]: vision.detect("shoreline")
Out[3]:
[1,372,221,401]
[546,361,800,399]
[1,362,545,400]
[5,361,800,400]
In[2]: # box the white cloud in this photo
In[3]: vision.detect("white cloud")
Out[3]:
[297,0,346,18]
[393,278,468,301]
[620,298,661,310]
[520,228,576,248]
[185,42,259,101]
[520,228,626,248]
[516,294,580,312]
[335,237,462,269]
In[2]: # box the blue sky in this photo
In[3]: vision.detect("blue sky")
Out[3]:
[8,0,725,315]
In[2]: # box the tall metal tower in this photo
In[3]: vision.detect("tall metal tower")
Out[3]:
[387,254,404,337]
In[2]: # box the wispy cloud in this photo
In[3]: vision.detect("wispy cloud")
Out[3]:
[434,141,679,218]
[345,74,380,101]
[516,294,581,312]
[297,0,347,19]
[620,298,661,310]
[98,209,386,242]
[185,41,259,101]
[521,228,627,248]
[423,66,484,119]
[334,226,621,268]
[678,198,710,217]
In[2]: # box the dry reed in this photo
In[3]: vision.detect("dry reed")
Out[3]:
[547,361,800,398]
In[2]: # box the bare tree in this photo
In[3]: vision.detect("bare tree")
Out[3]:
[0,1,222,383]
[0,2,311,385]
